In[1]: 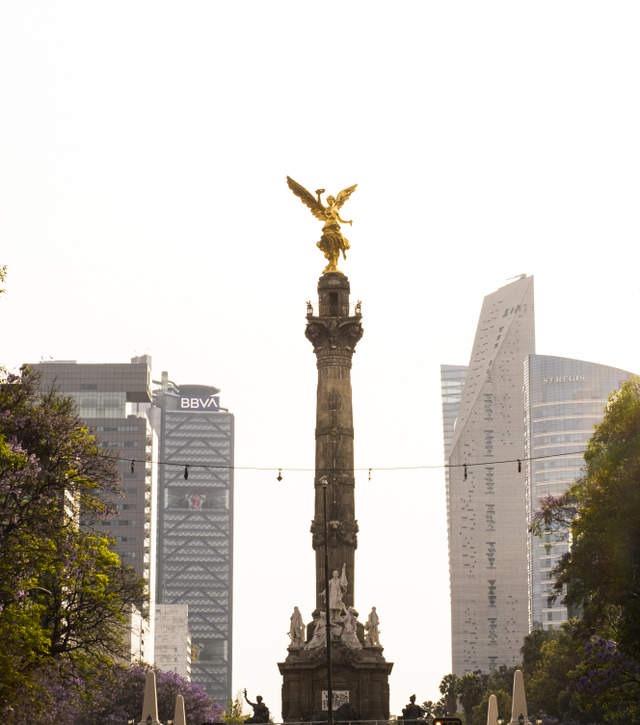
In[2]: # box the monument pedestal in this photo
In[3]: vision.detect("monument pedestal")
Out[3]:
[278,643,392,722]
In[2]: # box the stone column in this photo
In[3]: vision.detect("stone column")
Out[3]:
[138,671,161,725]
[305,273,363,611]
[174,694,187,725]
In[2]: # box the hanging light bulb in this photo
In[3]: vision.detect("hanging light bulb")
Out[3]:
[277,469,283,481]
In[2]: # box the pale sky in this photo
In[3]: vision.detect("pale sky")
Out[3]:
[1,2,639,717]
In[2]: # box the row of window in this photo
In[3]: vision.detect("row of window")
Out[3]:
[96,425,140,432]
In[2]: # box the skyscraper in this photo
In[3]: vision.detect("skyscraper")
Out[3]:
[440,364,468,560]
[154,372,234,704]
[31,357,158,664]
[447,275,535,675]
[524,355,634,631]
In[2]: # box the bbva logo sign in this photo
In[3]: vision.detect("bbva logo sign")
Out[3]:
[180,397,220,410]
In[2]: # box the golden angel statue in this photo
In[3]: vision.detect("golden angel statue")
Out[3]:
[286,176,357,274]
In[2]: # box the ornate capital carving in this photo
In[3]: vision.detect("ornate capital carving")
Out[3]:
[305,317,364,356]
[310,519,359,550]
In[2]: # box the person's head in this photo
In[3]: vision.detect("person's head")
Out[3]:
[372,607,376,612]
[257,696,263,703]
[294,606,299,612]
[332,570,339,579]
[410,695,416,703]
[327,195,336,206]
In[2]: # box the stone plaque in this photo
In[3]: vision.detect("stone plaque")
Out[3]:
[322,691,349,711]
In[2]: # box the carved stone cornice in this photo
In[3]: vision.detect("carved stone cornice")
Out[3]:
[305,317,364,356]
[315,426,354,439]
[310,519,359,551]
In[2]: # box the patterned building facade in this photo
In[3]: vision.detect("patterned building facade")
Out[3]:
[154,373,234,704]
[447,276,535,675]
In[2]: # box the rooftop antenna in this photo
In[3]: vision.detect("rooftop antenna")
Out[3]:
[506,274,526,281]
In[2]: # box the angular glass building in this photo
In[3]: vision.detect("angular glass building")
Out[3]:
[154,372,234,704]
[524,355,634,631]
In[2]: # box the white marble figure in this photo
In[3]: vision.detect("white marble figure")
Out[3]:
[304,611,327,650]
[340,605,363,650]
[321,564,348,623]
[288,606,306,648]
[364,606,381,647]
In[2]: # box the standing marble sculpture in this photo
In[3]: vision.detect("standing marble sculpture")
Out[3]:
[288,606,306,649]
[365,607,381,647]
[322,564,348,622]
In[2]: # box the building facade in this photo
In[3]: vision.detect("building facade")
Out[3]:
[31,357,159,665]
[524,354,634,631]
[155,604,192,681]
[154,372,234,705]
[440,364,468,561]
[447,275,535,675]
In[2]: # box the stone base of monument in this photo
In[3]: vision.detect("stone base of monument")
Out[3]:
[278,643,393,722]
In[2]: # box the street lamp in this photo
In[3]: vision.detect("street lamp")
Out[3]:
[319,475,333,725]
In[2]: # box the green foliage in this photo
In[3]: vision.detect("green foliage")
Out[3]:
[531,376,640,720]
[471,689,511,725]
[439,673,460,715]
[225,690,250,723]
[457,673,484,725]
[0,366,146,709]
[524,628,586,723]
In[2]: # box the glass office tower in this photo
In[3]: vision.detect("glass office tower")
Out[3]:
[524,354,634,631]
[31,358,159,663]
[155,372,234,705]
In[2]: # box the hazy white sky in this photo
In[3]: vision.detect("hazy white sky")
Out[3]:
[1,1,639,716]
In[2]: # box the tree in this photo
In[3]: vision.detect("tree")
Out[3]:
[525,628,588,724]
[225,690,250,723]
[0,367,144,708]
[439,673,460,716]
[471,689,511,725]
[531,376,640,721]
[457,673,484,725]
[75,663,224,725]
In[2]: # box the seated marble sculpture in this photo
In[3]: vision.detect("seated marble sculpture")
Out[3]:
[304,611,327,649]
[243,690,270,724]
[340,605,363,650]
[400,695,425,721]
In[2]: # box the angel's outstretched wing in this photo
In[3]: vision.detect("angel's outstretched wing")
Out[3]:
[286,176,326,221]
[335,184,357,210]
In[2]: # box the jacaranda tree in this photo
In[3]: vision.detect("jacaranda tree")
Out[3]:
[0,366,146,713]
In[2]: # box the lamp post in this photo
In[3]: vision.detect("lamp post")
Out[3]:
[320,476,333,725]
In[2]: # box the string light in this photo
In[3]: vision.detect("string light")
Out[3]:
[102,448,588,479]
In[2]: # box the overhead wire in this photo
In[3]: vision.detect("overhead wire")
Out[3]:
[99,447,589,477]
